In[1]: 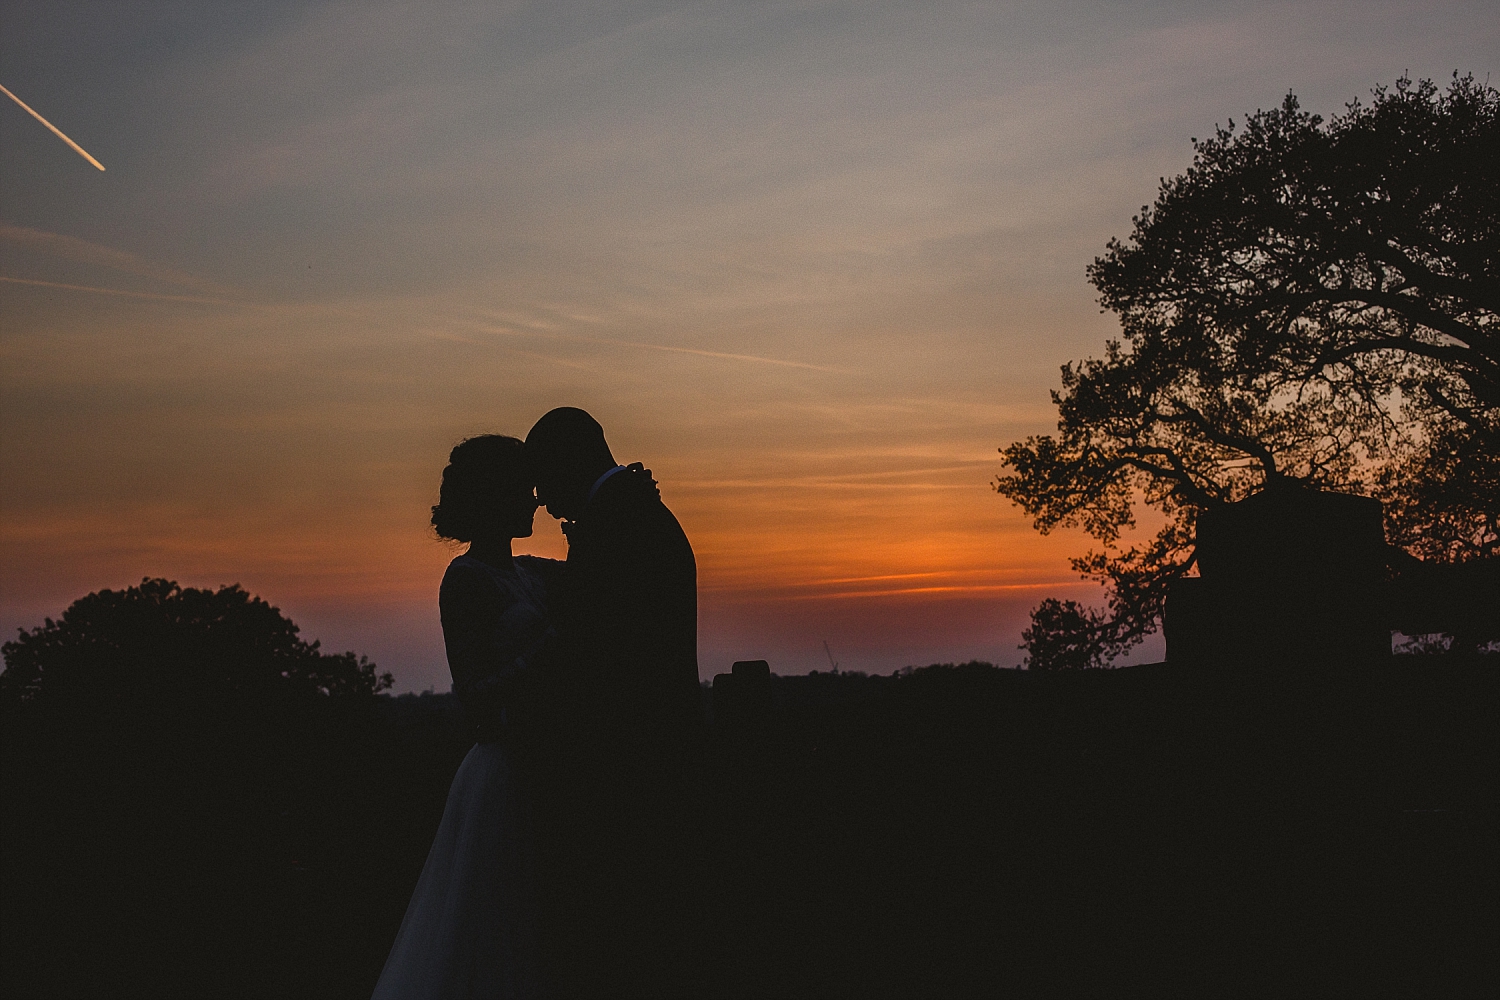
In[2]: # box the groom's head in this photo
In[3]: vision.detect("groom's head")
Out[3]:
[525,407,618,521]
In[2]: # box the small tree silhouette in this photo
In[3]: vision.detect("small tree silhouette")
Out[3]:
[1019,599,1111,671]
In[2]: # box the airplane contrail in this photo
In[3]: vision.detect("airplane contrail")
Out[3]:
[0,83,105,171]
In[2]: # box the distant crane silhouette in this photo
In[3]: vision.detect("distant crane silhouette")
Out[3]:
[823,640,840,674]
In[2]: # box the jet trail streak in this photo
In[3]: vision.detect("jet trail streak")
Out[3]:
[0,83,105,171]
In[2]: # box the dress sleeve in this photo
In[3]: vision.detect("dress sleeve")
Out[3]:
[515,555,566,596]
[439,563,548,730]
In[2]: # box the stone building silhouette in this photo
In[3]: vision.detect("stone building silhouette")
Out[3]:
[1165,482,1391,667]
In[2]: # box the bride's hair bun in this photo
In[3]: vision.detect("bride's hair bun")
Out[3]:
[431,435,527,541]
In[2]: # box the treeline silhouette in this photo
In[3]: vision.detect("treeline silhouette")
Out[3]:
[3,580,1496,996]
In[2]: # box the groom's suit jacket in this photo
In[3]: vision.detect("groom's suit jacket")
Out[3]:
[556,463,702,754]
[538,464,709,994]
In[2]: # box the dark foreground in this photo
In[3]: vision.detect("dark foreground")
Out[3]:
[4,657,1496,997]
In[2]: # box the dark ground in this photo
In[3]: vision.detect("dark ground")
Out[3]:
[3,656,1495,997]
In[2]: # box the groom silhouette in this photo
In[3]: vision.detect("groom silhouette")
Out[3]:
[524,407,706,995]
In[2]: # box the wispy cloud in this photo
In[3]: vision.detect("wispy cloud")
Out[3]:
[471,322,849,373]
[590,336,848,373]
[0,275,242,306]
[783,582,1080,601]
[0,225,239,297]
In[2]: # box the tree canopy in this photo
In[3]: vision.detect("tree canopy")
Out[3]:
[0,577,392,706]
[997,74,1499,669]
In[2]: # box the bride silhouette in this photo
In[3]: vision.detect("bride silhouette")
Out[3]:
[372,435,555,1000]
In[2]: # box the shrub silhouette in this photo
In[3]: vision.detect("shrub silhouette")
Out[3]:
[0,577,391,708]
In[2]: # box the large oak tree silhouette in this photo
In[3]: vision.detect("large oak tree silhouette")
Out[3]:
[998,74,1499,669]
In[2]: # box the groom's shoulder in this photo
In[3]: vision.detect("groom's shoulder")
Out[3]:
[592,464,664,514]
[589,467,688,536]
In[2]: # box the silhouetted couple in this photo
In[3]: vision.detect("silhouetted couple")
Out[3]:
[373,408,707,999]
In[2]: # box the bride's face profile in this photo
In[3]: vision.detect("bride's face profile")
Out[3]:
[493,474,541,540]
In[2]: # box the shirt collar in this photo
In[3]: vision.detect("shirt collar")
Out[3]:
[586,464,628,504]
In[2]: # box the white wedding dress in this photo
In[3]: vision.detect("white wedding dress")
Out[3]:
[372,554,555,1000]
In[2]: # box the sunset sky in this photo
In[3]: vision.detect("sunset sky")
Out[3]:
[2,1,1494,690]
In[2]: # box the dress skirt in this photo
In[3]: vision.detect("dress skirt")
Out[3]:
[372,742,539,1000]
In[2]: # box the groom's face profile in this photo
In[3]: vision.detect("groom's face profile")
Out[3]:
[525,407,616,522]
[532,457,590,522]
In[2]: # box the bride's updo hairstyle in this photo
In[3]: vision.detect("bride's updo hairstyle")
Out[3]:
[431,435,527,542]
